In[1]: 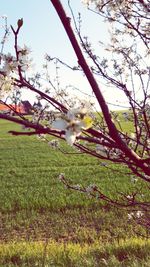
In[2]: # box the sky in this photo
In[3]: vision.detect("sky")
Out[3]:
[0,0,128,110]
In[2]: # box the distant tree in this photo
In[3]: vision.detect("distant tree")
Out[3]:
[0,0,149,229]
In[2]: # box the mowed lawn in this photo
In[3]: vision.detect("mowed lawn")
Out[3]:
[0,118,150,266]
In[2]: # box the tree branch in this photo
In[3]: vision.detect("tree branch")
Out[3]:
[50,0,150,176]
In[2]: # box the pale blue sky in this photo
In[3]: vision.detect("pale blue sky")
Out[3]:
[1,0,109,67]
[0,0,126,109]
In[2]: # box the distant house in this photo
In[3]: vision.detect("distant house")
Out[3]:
[0,101,32,115]
[21,101,32,114]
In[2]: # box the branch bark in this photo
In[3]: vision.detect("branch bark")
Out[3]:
[50,0,150,176]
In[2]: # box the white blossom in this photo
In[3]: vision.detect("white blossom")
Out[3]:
[82,0,90,5]
[37,134,46,141]
[58,173,65,181]
[130,133,136,139]
[48,139,59,149]
[131,176,138,183]
[51,108,93,145]
[0,75,14,95]
[126,195,133,200]
[18,45,32,71]
[86,184,97,194]
[0,53,17,77]
[2,53,18,75]
[1,15,7,19]
[96,144,108,156]
[109,148,121,158]
[128,212,134,220]
[136,211,144,218]
[73,184,81,190]
[17,45,31,55]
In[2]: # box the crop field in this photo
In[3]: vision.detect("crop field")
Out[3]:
[0,117,150,266]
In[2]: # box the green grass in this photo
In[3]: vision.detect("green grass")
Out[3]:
[0,118,149,266]
[0,239,150,267]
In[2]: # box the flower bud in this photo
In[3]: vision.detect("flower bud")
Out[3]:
[17,18,23,29]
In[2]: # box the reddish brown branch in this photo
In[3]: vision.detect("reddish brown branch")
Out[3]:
[50,0,150,176]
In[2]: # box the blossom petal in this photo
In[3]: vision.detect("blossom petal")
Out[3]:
[65,130,76,146]
[67,109,77,120]
[51,119,67,130]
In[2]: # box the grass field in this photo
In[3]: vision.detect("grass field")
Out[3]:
[0,118,150,266]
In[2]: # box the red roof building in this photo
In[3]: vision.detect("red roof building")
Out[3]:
[0,101,32,115]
